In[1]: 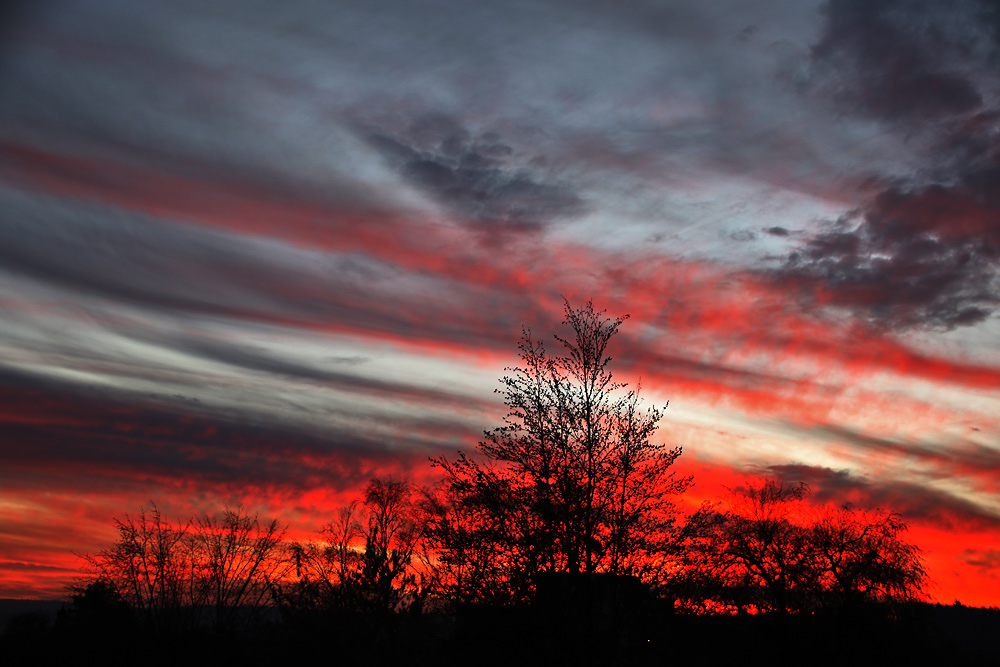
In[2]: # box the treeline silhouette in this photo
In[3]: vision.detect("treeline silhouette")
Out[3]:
[4,302,997,664]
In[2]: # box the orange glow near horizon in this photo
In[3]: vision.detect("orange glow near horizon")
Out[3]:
[2,431,997,606]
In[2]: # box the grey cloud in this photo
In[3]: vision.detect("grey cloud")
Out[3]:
[364,114,585,230]
[790,423,1000,479]
[730,229,759,241]
[762,463,855,497]
[770,0,1000,330]
[811,0,987,123]
[774,177,1000,330]
[964,548,1000,571]
[764,462,1000,530]
[0,190,368,329]
[167,336,495,413]
[326,356,371,366]
[0,0,848,245]
[758,424,1000,529]
[0,367,469,496]
[0,189,517,352]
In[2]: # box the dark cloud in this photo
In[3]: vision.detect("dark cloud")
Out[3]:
[790,423,1000,481]
[730,229,758,241]
[762,463,855,495]
[0,368,466,497]
[964,548,1000,572]
[773,0,1000,330]
[775,192,1000,329]
[0,0,63,75]
[811,0,986,123]
[765,226,790,236]
[764,462,1000,530]
[0,188,530,354]
[364,114,585,230]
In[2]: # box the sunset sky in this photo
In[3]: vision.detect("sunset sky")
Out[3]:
[1,0,999,605]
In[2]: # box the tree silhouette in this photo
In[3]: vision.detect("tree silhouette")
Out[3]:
[428,300,691,604]
[82,503,190,633]
[189,507,288,633]
[716,480,815,614]
[295,478,426,614]
[80,503,288,634]
[356,478,425,613]
[676,479,926,614]
[811,503,926,609]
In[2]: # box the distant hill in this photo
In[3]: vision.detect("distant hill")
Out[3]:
[0,599,64,630]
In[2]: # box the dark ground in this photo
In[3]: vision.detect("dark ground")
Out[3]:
[2,597,998,666]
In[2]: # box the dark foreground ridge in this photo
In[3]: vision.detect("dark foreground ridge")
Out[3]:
[3,589,999,667]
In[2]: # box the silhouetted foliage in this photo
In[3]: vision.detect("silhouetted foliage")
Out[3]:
[188,508,288,633]
[63,578,132,626]
[716,480,815,614]
[675,479,926,614]
[56,577,136,656]
[810,502,926,610]
[80,502,288,634]
[82,503,191,633]
[288,478,427,615]
[428,300,691,604]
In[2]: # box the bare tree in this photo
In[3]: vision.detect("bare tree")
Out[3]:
[676,479,927,614]
[420,475,525,606]
[811,504,926,609]
[82,503,191,633]
[302,478,426,613]
[429,300,691,603]
[189,507,289,633]
[80,503,289,634]
[718,480,816,614]
[359,479,425,611]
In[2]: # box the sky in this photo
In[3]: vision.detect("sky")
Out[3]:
[1,0,999,605]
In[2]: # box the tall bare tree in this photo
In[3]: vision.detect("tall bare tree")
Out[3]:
[429,300,691,603]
